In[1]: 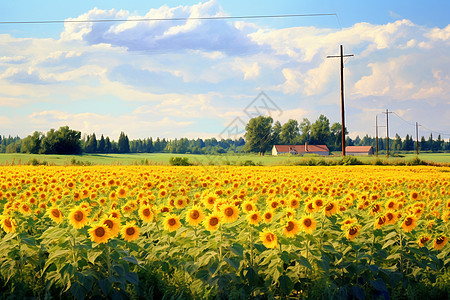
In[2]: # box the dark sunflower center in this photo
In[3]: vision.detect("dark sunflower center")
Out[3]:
[378,217,385,225]
[168,218,176,226]
[436,237,444,245]
[95,227,106,237]
[4,219,11,228]
[51,209,60,218]
[286,221,294,231]
[266,234,274,242]
[246,204,253,211]
[104,220,113,229]
[265,213,272,219]
[315,200,323,207]
[190,210,200,219]
[325,204,334,211]
[143,209,151,217]
[349,227,358,235]
[405,217,413,226]
[251,214,258,220]
[420,237,429,244]
[224,208,234,217]
[303,218,312,227]
[386,213,393,221]
[74,211,84,221]
[126,227,136,236]
[209,217,219,226]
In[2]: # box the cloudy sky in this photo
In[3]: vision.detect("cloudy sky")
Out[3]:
[1,0,449,141]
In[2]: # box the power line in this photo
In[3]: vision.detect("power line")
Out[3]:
[390,111,450,136]
[0,13,338,25]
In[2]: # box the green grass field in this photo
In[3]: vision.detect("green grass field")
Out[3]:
[0,152,449,166]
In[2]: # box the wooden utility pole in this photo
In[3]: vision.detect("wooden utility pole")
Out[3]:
[383,109,392,158]
[416,122,419,155]
[327,45,354,156]
[375,115,378,157]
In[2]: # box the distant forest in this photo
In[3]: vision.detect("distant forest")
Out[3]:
[1,115,449,155]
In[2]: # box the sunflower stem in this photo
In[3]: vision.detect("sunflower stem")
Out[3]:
[248,224,254,267]
[368,232,376,265]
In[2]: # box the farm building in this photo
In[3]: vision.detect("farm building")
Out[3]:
[345,146,374,156]
[272,143,330,156]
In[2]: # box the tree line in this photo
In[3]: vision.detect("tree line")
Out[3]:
[244,115,450,155]
[0,117,448,155]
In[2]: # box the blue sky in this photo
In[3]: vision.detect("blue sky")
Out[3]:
[1,0,449,141]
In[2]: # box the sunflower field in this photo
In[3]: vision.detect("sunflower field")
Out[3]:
[0,165,449,299]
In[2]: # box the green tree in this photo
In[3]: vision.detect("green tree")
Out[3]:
[98,134,106,153]
[85,133,97,153]
[244,116,273,155]
[105,136,112,153]
[118,132,130,153]
[40,126,82,154]
[271,121,282,145]
[21,131,42,154]
[280,119,300,145]
[330,122,342,151]
[299,118,311,144]
[310,114,331,145]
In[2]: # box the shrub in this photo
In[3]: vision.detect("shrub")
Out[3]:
[168,157,191,166]
[339,156,363,165]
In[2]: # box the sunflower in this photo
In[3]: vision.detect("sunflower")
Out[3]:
[221,204,239,223]
[0,216,16,233]
[263,211,273,223]
[121,221,140,242]
[345,225,361,241]
[186,205,204,226]
[138,205,154,223]
[401,215,418,233]
[305,202,315,214]
[260,230,278,249]
[340,217,358,230]
[108,209,121,220]
[47,207,64,224]
[324,202,338,217]
[68,207,89,229]
[204,194,217,210]
[89,223,111,244]
[164,214,181,232]
[242,200,256,213]
[101,217,120,237]
[374,216,386,229]
[204,214,221,231]
[299,215,316,234]
[247,211,262,225]
[433,236,448,250]
[418,236,430,247]
[289,198,300,209]
[174,197,188,209]
[117,187,127,198]
[283,218,301,238]
[384,212,398,225]
[313,198,324,209]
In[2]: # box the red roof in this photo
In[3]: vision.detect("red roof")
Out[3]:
[274,144,329,153]
[345,146,373,153]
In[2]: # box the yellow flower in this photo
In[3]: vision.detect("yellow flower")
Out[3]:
[324,202,338,217]
[186,206,204,226]
[299,215,316,234]
[242,200,256,213]
[283,218,300,238]
[345,225,361,241]
[221,204,239,223]
[47,207,64,224]
[433,236,448,250]
[101,217,120,237]
[0,216,16,233]
[68,207,89,229]
[260,230,278,249]
[374,216,386,229]
[121,221,140,241]
[204,214,221,231]
[164,214,181,232]
[89,224,111,244]
[138,205,154,223]
[263,211,273,223]
[247,211,261,225]
[418,236,430,247]
[401,215,418,233]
